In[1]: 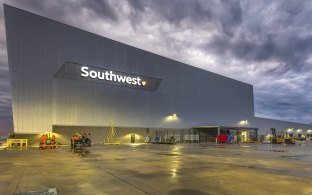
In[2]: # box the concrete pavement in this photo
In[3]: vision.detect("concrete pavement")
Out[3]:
[1,143,312,194]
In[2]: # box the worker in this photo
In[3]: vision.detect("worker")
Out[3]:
[227,134,233,144]
[51,134,56,144]
[71,134,80,149]
[39,134,47,149]
[40,134,47,143]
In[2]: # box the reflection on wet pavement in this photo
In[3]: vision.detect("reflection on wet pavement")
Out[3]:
[3,142,312,194]
[73,142,312,194]
[72,148,90,157]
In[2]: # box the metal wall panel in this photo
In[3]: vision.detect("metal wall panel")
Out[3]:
[5,5,312,135]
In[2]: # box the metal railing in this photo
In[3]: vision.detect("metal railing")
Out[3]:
[7,139,28,147]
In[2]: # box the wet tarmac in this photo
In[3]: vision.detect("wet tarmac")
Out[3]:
[1,143,312,194]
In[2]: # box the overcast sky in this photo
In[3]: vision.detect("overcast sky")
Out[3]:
[0,0,311,137]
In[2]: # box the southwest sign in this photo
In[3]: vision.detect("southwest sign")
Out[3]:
[54,62,161,91]
[80,66,145,86]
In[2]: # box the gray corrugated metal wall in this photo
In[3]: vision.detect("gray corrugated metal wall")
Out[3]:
[6,5,311,135]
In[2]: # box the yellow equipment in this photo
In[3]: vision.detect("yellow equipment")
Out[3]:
[270,128,295,144]
[7,139,28,148]
[104,120,120,145]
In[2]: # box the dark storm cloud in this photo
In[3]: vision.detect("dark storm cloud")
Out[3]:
[203,1,312,74]
[83,0,117,20]
[8,0,117,21]
[255,88,312,123]
[129,0,242,34]
[128,0,145,11]
[148,0,213,25]
[254,72,312,123]
[219,0,242,36]
[207,32,312,74]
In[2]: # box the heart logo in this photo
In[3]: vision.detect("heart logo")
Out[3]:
[141,80,147,86]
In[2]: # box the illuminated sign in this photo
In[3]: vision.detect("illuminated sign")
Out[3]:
[80,66,145,86]
[54,62,161,91]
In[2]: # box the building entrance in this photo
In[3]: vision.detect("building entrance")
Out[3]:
[194,126,258,143]
[131,133,135,143]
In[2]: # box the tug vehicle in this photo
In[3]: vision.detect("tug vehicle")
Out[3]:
[39,132,57,149]
[71,132,91,149]
[270,128,295,145]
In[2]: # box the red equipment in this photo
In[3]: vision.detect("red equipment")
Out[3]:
[217,134,228,143]
[39,133,57,149]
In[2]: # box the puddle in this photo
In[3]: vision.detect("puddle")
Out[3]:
[117,169,140,175]
[134,173,161,179]
[236,165,257,169]
[84,153,101,158]
[212,146,227,148]
[280,154,307,160]
[109,158,127,161]
[265,149,288,152]
[155,153,180,156]
[168,189,210,195]
[14,188,58,195]
[72,148,90,157]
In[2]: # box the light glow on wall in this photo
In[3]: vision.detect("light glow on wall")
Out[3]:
[122,133,144,143]
[164,114,179,122]
[287,128,294,132]
[239,120,248,126]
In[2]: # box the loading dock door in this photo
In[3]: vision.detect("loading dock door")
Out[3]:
[197,128,218,142]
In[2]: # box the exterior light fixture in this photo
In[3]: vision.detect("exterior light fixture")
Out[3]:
[164,113,179,122]
[239,120,248,126]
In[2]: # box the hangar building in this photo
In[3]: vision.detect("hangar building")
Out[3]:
[4,5,312,144]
